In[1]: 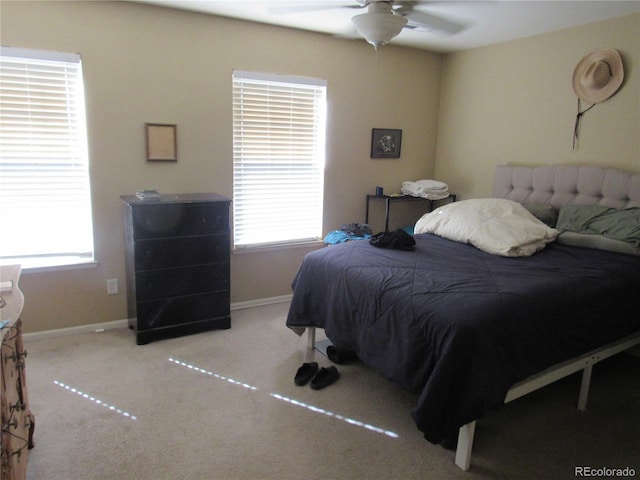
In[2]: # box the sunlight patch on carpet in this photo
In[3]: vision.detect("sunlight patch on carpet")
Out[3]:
[168,357,258,391]
[53,380,137,420]
[270,393,399,439]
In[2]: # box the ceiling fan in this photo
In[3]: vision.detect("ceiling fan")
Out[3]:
[272,1,465,50]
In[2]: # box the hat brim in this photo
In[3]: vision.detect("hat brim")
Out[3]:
[572,48,624,104]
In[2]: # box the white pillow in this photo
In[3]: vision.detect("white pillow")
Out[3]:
[414,198,559,257]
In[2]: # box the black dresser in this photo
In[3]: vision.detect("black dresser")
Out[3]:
[121,193,231,344]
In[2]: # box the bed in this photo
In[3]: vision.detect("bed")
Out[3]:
[286,164,640,470]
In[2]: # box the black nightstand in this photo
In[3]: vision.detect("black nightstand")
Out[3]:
[365,194,456,232]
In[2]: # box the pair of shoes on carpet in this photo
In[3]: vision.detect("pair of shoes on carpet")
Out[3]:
[326,345,358,365]
[294,362,340,390]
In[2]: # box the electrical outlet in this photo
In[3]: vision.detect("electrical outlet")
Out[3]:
[107,278,119,295]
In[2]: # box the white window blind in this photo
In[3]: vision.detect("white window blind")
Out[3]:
[0,47,93,267]
[232,70,327,248]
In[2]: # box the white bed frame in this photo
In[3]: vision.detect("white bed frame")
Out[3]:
[303,329,640,471]
[302,164,640,471]
[455,331,640,470]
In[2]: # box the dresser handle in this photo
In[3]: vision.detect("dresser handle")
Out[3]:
[5,352,27,376]
[10,444,25,462]
[4,350,27,363]
[10,400,26,412]
[5,418,18,429]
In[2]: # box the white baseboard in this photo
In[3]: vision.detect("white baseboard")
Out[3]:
[23,294,293,341]
[23,319,130,341]
[230,294,292,311]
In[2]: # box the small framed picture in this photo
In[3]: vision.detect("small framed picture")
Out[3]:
[146,123,177,161]
[371,128,402,158]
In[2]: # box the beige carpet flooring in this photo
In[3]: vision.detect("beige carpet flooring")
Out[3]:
[22,302,640,480]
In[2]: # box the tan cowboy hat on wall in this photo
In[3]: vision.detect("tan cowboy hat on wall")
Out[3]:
[571,48,624,149]
[572,48,624,104]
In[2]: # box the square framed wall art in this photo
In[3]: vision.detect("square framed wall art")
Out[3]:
[371,128,402,158]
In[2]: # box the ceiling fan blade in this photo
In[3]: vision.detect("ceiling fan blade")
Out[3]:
[399,8,464,34]
[269,2,364,15]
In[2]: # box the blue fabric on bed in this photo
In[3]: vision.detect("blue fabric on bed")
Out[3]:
[286,233,640,443]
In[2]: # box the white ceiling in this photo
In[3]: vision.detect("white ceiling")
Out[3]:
[130,0,640,52]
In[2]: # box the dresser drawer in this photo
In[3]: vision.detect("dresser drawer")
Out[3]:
[136,291,230,330]
[131,202,229,240]
[135,264,229,301]
[1,394,32,475]
[1,328,23,407]
[134,234,229,271]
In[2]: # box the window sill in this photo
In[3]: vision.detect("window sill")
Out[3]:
[1,257,98,274]
[233,239,324,254]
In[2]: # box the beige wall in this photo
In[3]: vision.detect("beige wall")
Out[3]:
[1,1,441,332]
[435,13,640,199]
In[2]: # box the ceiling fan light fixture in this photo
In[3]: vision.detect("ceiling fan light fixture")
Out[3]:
[352,12,408,50]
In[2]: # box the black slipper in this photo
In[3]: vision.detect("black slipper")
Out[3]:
[326,345,358,365]
[294,362,318,386]
[310,366,340,390]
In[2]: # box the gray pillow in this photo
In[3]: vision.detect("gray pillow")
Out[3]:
[523,203,558,227]
[557,205,639,244]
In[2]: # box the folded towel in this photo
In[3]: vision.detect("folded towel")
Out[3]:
[406,179,449,191]
[401,179,449,200]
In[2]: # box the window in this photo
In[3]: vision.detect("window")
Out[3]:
[232,70,327,249]
[0,47,93,269]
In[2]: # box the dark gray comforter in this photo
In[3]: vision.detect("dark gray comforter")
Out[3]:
[286,234,640,443]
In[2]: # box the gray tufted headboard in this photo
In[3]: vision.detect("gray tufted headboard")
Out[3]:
[492,164,640,210]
